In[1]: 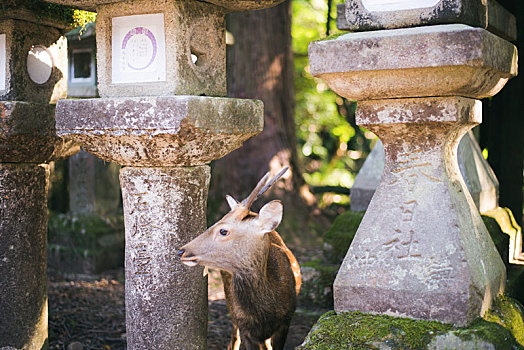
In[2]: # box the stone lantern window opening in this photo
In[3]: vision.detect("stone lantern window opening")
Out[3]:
[27,45,54,85]
[71,47,95,83]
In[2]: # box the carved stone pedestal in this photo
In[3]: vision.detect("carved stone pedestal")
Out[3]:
[335,97,505,325]
[309,17,517,326]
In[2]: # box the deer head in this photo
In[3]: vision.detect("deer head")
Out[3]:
[178,167,288,274]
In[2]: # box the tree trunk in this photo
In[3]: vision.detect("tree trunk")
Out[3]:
[208,1,322,252]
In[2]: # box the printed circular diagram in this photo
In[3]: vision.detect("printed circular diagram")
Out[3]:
[362,0,441,12]
[122,27,158,71]
[27,46,53,84]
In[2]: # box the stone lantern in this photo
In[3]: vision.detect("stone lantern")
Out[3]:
[41,0,285,349]
[309,0,517,327]
[0,7,78,350]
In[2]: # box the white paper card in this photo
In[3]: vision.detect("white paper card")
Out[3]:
[362,0,440,12]
[0,34,6,91]
[112,13,166,84]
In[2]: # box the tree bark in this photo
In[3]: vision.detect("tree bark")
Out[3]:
[208,1,321,252]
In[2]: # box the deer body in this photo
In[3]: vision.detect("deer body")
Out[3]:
[179,168,301,350]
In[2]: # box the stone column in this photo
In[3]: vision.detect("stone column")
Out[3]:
[309,1,517,325]
[0,8,77,350]
[121,166,209,349]
[49,0,286,348]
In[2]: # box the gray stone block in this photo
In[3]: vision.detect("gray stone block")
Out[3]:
[0,164,49,350]
[337,1,516,41]
[309,24,517,101]
[56,96,264,166]
[351,131,499,214]
[120,165,210,350]
[334,97,506,325]
[0,17,67,104]
[0,101,78,163]
[95,0,226,97]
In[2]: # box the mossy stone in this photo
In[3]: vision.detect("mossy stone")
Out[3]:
[300,259,339,308]
[298,296,524,349]
[323,210,364,264]
[484,296,524,346]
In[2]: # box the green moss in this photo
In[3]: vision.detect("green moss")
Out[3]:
[300,259,339,308]
[484,295,524,346]
[323,210,364,264]
[452,318,522,350]
[300,307,524,350]
[299,310,453,350]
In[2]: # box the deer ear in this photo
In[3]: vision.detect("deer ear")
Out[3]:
[226,195,239,210]
[257,200,283,233]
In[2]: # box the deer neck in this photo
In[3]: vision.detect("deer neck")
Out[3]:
[233,234,271,286]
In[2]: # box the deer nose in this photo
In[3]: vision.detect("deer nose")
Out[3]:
[177,249,186,259]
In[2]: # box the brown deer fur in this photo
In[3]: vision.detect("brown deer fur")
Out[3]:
[179,169,301,350]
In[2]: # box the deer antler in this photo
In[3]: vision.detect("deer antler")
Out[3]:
[241,166,289,209]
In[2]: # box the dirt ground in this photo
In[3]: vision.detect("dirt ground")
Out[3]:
[48,269,324,350]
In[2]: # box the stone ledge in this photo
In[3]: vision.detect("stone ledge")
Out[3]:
[56,96,264,166]
[309,24,517,100]
[0,101,78,163]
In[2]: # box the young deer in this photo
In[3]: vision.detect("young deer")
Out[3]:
[178,167,301,350]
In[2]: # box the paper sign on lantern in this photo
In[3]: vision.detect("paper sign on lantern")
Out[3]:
[362,0,441,12]
[112,13,167,84]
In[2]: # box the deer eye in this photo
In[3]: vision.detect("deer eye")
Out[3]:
[219,229,229,236]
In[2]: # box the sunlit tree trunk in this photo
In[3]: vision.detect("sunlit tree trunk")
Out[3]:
[209,0,322,251]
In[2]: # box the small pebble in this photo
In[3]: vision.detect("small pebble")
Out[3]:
[67,341,84,350]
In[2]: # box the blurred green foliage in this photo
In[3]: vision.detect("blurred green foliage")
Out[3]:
[1,0,96,28]
[292,0,376,208]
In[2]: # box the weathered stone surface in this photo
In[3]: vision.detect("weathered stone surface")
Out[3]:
[350,139,385,211]
[0,101,78,163]
[334,97,506,325]
[484,207,524,265]
[202,0,286,12]
[337,0,517,41]
[344,0,486,32]
[0,164,49,350]
[343,0,516,41]
[486,0,518,41]
[56,96,264,166]
[42,0,286,12]
[309,24,517,100]
[351,132,499,213]
[96,0,226,97]
[120,165,209,350]
[457,131,499,213]
[0,18,67,104]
